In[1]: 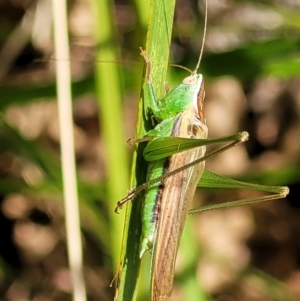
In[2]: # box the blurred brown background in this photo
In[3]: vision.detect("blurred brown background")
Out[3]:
[0,0,300,300]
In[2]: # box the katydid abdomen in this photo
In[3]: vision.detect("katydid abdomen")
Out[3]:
[140,158,166,257]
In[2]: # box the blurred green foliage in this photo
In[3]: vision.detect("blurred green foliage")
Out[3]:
[0,0,299,300]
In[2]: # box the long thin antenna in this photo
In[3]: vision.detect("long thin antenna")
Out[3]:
[192,0,208,74]
[169,63,192,73]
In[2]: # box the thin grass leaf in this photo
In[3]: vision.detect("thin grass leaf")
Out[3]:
[199,170,288,194]
[51,0,87,300]
[89,0,130,271]
[114,0,176,300]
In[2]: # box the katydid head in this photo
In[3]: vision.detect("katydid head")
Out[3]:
[181,73,205,123]
[182,74,202,85]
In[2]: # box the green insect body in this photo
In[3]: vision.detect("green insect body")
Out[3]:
[139,68,207,293]
[114,0,290,299]
[140,73,206,257]
[114,51,289,301]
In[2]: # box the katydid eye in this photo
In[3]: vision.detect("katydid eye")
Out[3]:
[182,76,197,85]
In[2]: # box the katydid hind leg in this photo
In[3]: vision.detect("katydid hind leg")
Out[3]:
[115,131,248,212]
[189,187,289,214]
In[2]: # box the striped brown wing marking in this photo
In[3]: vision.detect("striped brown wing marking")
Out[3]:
[151,110,208,300]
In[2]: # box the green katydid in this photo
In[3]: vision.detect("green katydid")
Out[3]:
[115,1,289,300]
[115,48,288,299]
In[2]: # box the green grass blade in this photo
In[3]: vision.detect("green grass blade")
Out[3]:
[114,0,176,300]
[88,0,130,273]
[198,170,288,195]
